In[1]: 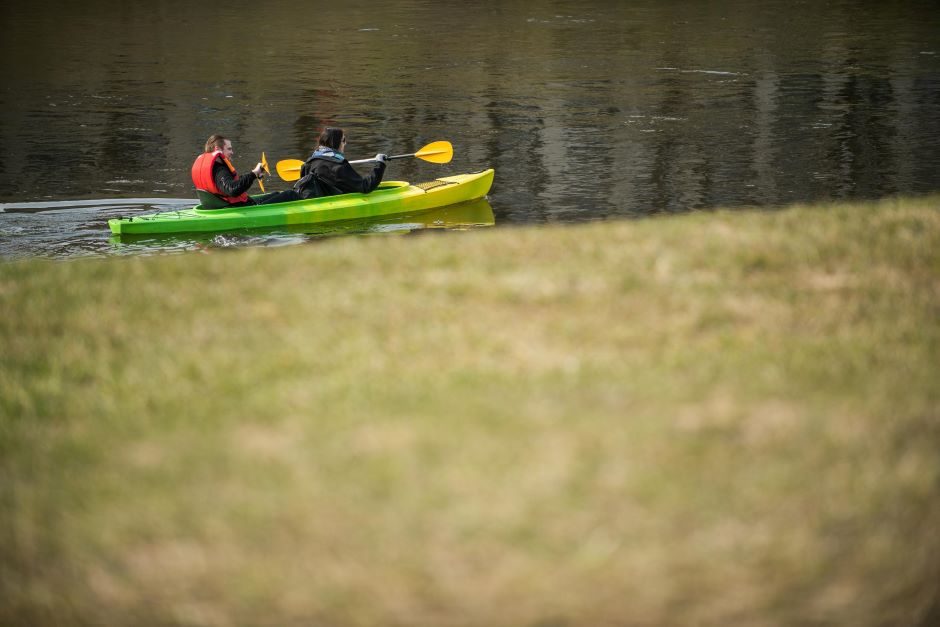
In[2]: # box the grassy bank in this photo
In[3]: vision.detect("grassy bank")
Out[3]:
[2,196,939,626]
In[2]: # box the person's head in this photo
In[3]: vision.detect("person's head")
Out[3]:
[318,127,346,151]
[205,134,234,159]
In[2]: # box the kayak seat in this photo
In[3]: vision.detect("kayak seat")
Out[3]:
[195,189,232,210]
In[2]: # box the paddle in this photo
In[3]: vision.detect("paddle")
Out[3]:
[257,152,270,192]
[275,140,453,182]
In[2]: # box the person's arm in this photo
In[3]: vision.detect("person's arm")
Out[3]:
[213,161,257,197]
[334,159,387,194]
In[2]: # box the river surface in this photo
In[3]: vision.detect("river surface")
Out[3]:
[1,0,939,259]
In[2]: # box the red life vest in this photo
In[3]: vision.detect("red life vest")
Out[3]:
[191,150,249,204]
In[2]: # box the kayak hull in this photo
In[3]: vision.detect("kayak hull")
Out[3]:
[109,169,494,235]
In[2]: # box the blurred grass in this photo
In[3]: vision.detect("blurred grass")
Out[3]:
[1,195,939,626]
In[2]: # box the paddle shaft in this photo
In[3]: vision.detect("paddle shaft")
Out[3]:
[348,152,422,165]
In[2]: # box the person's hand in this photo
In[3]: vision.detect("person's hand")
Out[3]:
[252,163,265,177]
[374,154,388,164]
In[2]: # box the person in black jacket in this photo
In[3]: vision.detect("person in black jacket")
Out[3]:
[294,127,388,199]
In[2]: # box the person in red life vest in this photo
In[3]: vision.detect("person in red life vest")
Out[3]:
[191,135,299,208]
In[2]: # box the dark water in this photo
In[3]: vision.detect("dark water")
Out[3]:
[2,0,939,259]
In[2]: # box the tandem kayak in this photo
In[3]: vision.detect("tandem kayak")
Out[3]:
[108,169,494,235]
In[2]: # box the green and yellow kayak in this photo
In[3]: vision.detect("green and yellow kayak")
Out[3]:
[109,169,494,235]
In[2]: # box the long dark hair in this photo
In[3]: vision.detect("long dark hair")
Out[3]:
[318,127,344,150]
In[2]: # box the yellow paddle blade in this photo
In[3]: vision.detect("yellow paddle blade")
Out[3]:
[276,159,305,182]
[258,152,269,192]
[415,140,453,164]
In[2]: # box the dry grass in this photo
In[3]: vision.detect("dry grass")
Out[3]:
[2,195,939,626]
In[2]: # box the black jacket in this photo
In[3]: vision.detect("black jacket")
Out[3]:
[213,161,257,201]
[294,149,386,199]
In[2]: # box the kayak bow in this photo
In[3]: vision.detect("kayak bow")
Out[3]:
[109,169,494,235]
